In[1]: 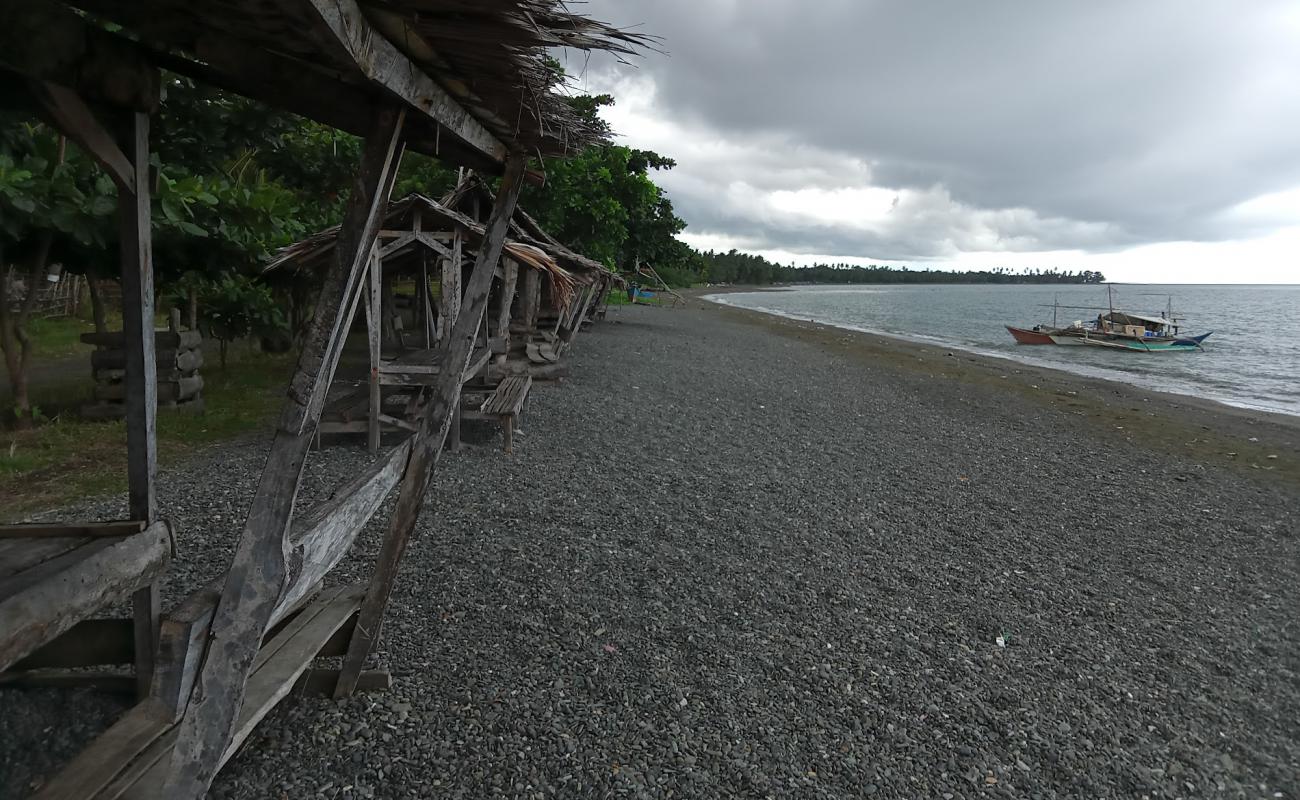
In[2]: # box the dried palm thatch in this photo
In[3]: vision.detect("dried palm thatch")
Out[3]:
[504,241,577,308]
[67,0,656,166]
[441,174,623,284]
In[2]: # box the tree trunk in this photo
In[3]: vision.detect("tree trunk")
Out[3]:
[1,231,55,428]
[87,275,108,334]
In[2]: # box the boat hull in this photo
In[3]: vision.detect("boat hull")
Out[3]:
[1006,326,1055,345]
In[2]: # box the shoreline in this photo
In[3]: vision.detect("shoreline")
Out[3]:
[702,288,1298,420]
[689,287,1300,488]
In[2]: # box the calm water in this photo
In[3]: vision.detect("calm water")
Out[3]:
[706,284,1300,416]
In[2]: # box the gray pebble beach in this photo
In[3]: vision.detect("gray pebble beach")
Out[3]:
[3,301,1298,799]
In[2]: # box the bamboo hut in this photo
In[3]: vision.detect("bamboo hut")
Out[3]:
[0,1,646,797]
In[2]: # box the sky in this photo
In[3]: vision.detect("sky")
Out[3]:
[560,1,1300,284]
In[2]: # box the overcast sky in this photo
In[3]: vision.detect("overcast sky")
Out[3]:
[561,1,1300,283]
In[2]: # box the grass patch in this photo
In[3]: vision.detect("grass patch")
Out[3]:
[0,349,294,519]
[24,316,99,360]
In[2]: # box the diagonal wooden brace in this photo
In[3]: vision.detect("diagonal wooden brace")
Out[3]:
[161,106,407,800]
[333,152,528,698]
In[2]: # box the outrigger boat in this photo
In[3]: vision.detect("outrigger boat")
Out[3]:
[1007,289,1212,352]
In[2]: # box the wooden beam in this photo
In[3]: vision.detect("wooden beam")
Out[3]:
[290,110,407,435]
[366,249,382,455]
[0,0,159,111]
[28,698,172,800]
[111,109,162,700]
[162,109,407,799]
[0,522,171,673]
[414,232,453,259]
[30,82,135,192]
[116,111,156,523]
[519,266,541,331]
[150,438,409,720]
[299,0,508,164]
[334,153,528,697]
[0,520,144,539]
[438,229,463,344]
[130,588,365,797]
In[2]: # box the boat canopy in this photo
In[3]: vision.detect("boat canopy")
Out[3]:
[1103,311,1176,328]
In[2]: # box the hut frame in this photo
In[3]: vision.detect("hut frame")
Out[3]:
[0,1,642,796]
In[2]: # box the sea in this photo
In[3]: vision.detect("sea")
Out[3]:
[704,284,1300,417]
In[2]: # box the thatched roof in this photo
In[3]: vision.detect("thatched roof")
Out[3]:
[265,192,616,305]
[61,0,651,168]
[441,176,620,280]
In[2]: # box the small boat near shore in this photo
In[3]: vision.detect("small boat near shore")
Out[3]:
[1007,290,1212,352]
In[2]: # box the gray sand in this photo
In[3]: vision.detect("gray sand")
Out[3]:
[3,302,1297,799]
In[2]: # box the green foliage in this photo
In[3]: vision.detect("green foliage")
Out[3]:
[185,273,287,366]
[523,94,696,279]
[698,250,1106,285]
[0,120,118,256]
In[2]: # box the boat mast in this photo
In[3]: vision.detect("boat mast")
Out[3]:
[1053,293,1059,328]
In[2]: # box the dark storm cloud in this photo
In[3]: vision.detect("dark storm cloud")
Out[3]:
[568,0,1300,257]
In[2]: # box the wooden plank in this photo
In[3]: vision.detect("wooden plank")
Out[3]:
[0,522,171,673]
[377,413,418,433]
[299,0,507,164]
[438,230,463,344]
[334,153,528,698]
[128,588,363,798]
[0,537,88,577]
[28,699,172,800]
[295,668,389,695]
[414,232,452,259]
[366,250,382,455]
[318,420,370,434]
[0,521,145,539]
[376,231,416,260]
[420,255,431,350]
[149,440,410,719]
[117,110,156,524]
[88,590,355,800]
[79,330,201,350]
[31,82,135,192]
[162,109,407,799]
[0,539,117,603]
[291,109,407,434]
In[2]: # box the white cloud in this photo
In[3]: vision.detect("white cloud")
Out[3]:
[566,1,1300,283]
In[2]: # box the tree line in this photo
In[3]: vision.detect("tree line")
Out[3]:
[695,250,1105,286]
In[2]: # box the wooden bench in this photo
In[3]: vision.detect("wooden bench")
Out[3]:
[0,521,171,674]
[30,584,369,799]
[461,375,532,453]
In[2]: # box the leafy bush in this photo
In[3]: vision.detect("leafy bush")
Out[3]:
[190,273,286,367]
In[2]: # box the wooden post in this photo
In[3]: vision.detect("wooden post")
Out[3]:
[334,152,528,698]
[493,258,518,365]
[163,107,406,800]
[438,229,462,344]
[519,266,541,331]
[366,247,382,454]
[111,110,161,699]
